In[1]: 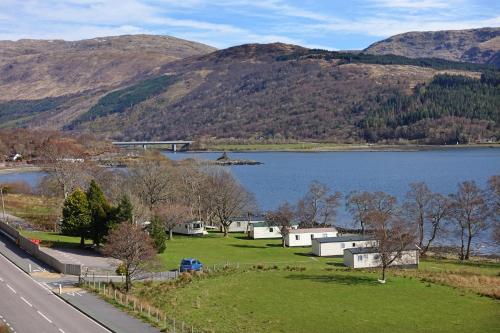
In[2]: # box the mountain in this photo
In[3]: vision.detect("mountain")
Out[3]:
[0,33,498,144]
[364,27,500,66]
[67,43,498,144]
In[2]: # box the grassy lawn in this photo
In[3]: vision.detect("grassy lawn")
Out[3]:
[20,230,92,247]
[129,233,500,333]
[158,232,329,269]
[135,269,499,333]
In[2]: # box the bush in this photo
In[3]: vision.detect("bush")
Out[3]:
[116,263,127,276]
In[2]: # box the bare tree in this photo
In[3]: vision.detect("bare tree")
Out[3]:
[420,193,450,256]
[449,181,489,260]
[204,168,255,237]
[266,202,295,247]
[128,156,175,211]
[176,164,207,221]
[403,182,432,250]
[102,222,156,292]
[296,181,341,227]
[346,191,374,234]
[154,203,192,240]
[365,204,416,283]
[487,175,499,239]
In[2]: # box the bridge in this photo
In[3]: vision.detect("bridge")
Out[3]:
[112,140,194,152]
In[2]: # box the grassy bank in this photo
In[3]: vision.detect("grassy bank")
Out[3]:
[2,194,61,230]
[20,230,92,247]
[202,142,500,152]
[123,233,500,333]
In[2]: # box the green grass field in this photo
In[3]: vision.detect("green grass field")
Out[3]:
[20,230,93,247]
[129,233,500,333]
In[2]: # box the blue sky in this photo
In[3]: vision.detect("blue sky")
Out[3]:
[0,0,498,50]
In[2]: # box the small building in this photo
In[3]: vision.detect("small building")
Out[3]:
[172,221,208,236]
[248,222,299,239]
[222,216,266,233]
[343,246,419,269]
[284,227,338,247]
[312,235,378,257]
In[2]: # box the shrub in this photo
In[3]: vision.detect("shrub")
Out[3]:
[116,263,127,276]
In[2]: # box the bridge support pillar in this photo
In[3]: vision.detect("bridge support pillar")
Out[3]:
[143,144,147,150]
[172,144,177,152]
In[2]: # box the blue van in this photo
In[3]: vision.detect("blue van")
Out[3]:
[180,258,203,272]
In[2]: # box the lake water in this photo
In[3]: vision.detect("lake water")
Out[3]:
[164,149,500,214]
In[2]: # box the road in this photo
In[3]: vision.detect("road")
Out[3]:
[0,253,110,333]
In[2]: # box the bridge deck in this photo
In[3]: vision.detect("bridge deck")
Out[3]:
[112,141,194,145]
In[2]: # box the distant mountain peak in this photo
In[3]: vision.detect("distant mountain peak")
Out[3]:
[364,27,500,66]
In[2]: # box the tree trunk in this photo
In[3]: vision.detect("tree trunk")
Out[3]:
[381,265,386,282]
[125,273,131,292]
[80,236,84,248]
[169,229,173,240]
[282,238,286,248]
[361,222,365,236]
[421,225,439,257]
[459,226,465,260]
[465,229,473,260]
[223,226,228,237]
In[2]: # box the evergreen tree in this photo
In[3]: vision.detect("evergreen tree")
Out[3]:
[86,180,111,246]
[61,188,91,247]
[114,194,134,224]
[149,216,166,253]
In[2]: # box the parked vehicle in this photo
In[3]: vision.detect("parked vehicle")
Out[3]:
[180,258,203,272]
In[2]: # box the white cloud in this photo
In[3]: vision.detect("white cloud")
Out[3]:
[369,0,453,10]
[312,15,500,37]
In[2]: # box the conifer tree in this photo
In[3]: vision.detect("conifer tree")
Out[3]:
[61,188,91,247]
[86,180,111,246]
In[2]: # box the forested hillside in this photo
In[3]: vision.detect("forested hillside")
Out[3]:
[0,31,499,144]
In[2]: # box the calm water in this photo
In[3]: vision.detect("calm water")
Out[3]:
[164,149,500,215]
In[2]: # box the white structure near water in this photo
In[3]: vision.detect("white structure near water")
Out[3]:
[248,222,299,239]
[172,221,208,236]
[223,216,266,233]
[312,235,378,256]
[284,227,338,247]
[343,246,419,269]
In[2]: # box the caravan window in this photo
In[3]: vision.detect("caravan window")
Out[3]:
[352,243,356,247]
[295,235,300,241]
[193,223,201,229]
[269,228,274,232]
[310,234,314,239]
[236,222,241,227]
[357,255,363,262]
[341,243,345,249]
[185,225,188,229]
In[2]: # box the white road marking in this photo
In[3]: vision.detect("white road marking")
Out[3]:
[20,296,33,307]
[6,284,16,293]
[0,249,113,333]
[58,329,66,333]
[37,311,52,323]
[0,276,4,281]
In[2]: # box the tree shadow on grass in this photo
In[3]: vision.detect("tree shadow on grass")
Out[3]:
[325,262,346,267]
[286,273,377,285]
[230,244,267,249]
[294,252,315,257]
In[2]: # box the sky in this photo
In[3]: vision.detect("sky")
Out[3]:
[0,0,499,50]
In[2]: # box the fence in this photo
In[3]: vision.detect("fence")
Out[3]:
[0,218,82,275]
[81,278,212,333]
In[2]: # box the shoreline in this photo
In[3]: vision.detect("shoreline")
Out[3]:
[186,143,500,153]
[0,166,43,175]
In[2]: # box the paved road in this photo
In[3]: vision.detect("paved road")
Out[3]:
[0,252,111,333]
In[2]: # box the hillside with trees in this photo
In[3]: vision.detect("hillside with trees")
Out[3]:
[0,30,499,144]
